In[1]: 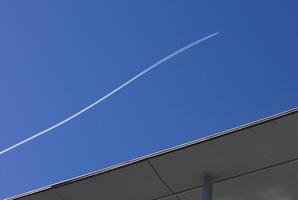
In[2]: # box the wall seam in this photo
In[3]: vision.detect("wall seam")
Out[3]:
[147,160,182,200]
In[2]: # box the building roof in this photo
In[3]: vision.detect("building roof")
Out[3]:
[8,108,298,200]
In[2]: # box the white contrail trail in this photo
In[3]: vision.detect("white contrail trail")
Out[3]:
[0,32,220,156]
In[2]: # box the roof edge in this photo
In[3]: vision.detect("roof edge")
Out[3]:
[6,107,298,200]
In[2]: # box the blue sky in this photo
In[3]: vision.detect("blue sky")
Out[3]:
[0,0,297,199]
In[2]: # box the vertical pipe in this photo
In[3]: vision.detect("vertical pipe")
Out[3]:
[201,175,213,200]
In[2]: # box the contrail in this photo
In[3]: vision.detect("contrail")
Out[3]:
[0,32,220,156]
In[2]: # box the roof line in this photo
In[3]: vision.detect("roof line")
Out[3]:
[6,106,298,200]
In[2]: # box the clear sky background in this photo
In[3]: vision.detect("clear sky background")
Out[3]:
[0,0,297,199]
